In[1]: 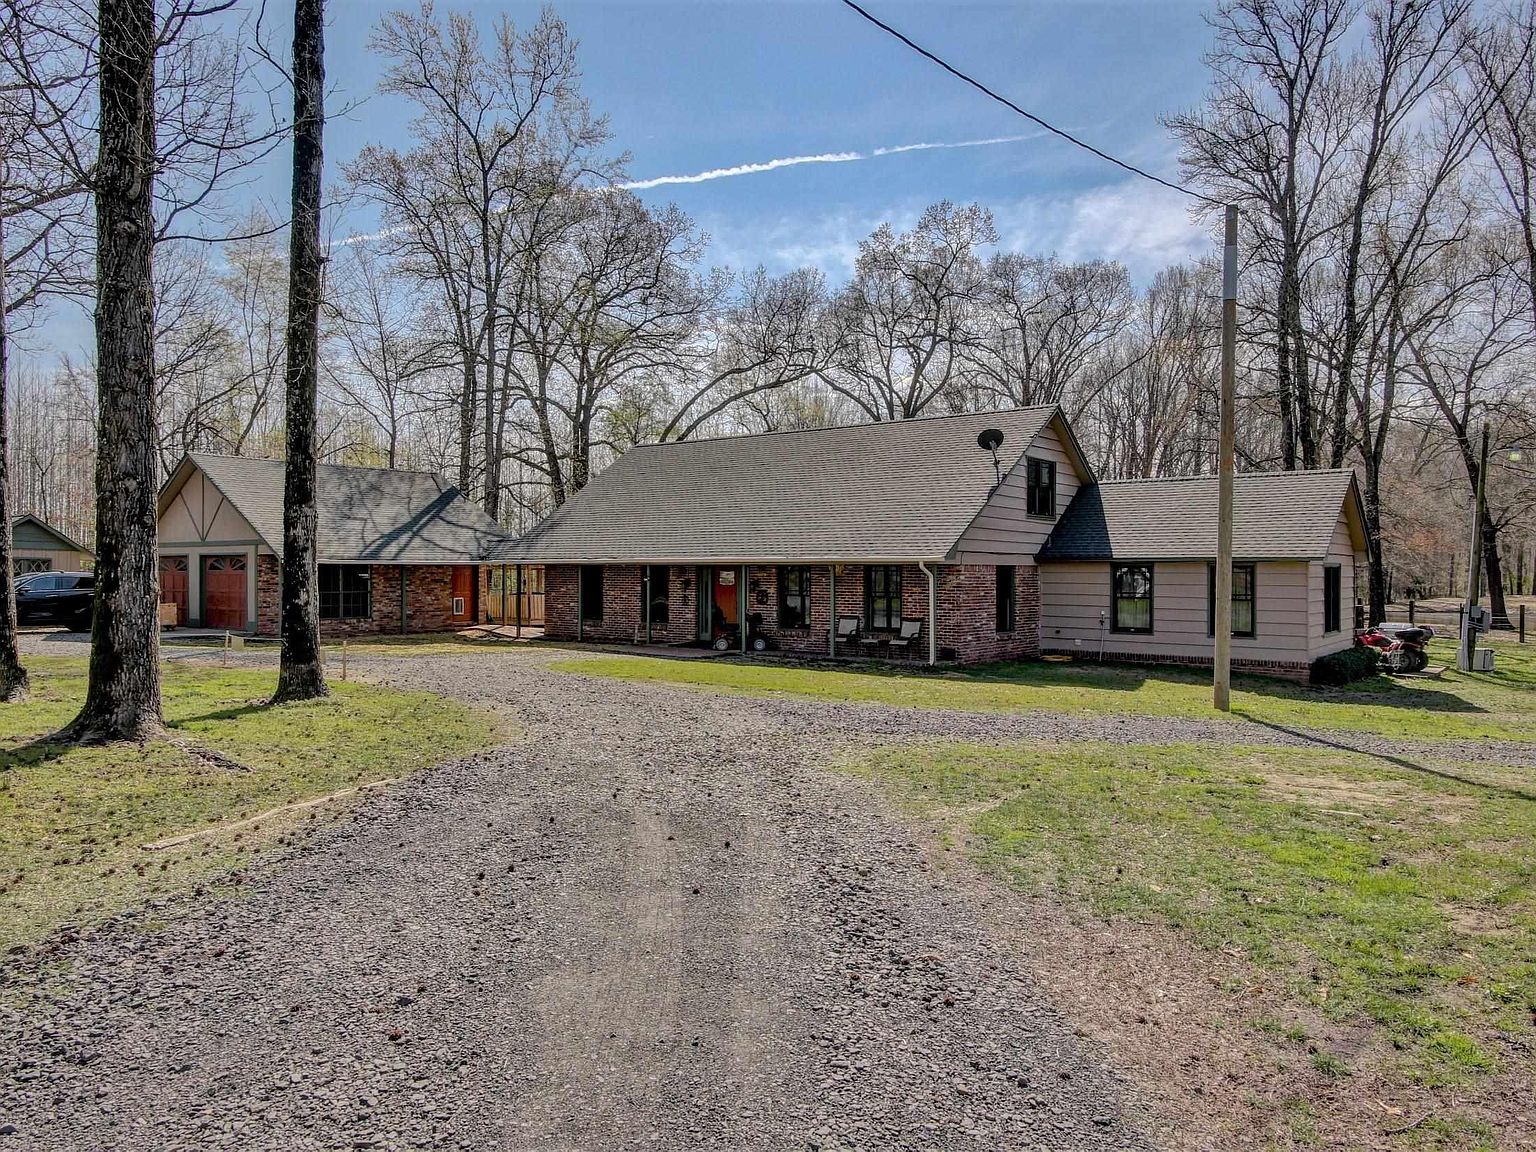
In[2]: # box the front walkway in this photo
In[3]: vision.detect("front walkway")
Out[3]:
[0,646,1155,1152]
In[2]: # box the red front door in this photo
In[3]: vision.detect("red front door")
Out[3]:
[203,555,248,630]
[450,566,476,624]
[159,555,189,625]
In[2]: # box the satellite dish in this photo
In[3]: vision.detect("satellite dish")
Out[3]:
[977,429,1005,452]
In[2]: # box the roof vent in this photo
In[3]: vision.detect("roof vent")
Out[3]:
[977,428,1005,487]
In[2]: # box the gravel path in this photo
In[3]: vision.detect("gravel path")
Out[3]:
[6,638,1526,1152]
[4,646,1159,1152]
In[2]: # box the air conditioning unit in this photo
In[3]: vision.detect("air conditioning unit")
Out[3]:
[1473,648,1495,672]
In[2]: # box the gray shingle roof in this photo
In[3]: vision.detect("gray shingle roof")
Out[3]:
[167,454,511,564]
[13,514,91,554]
[1038,470,1361,562]
[493,407,1066,564]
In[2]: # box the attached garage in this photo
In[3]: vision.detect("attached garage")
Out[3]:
[157,453,514,636]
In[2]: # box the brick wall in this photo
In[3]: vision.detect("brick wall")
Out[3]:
[936,564,1040,663]
[544,560,1041,664]
[255,562,478,637]
[256,554,280,635]
[545,564,696,644]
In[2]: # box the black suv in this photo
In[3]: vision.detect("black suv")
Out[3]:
[16,571,95,630]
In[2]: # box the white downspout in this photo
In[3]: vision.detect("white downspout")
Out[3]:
[918,560,937,666]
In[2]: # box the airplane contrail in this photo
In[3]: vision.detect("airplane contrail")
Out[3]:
[617,134,1036,191]
[334,134,1037,247]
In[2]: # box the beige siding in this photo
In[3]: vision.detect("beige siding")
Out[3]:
[159,470,263,546]
[1039,560,1312,661]
[952,415,1085,564]
[1308,515,1362,660]
[14,547,92,569]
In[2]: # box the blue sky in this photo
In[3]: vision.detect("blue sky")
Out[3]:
[23,0,1221,367]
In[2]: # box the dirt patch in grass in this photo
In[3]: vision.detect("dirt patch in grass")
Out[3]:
[848,739,1536,1150]
[1258,771,1477,822]
[0,657,502,952]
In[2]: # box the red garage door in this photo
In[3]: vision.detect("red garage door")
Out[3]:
[203,555,247,630]
[159,555,189,625]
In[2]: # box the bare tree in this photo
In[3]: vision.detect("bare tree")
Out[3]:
[0,209,26,700]
[1168,0,1356,468]
[1083,262,1222,478]
[1399,231,1536,622]
[272,0,327,702]
[1326,0,1477,468]
[964,254,1134,415]
[822,201,995,421]
[348,1,617,516]
[325,244,427,468]
[1466,0,1536,324]
[61,0,162,741]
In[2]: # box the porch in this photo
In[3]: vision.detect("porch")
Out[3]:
[541,562,1040,666]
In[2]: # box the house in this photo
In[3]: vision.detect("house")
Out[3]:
[156,454,523,634]
[1037,470,1367,679]
[493,406,1365,679]
[12,514,93,575]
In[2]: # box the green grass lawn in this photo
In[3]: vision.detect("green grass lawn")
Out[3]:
[550,635,1536,743]
[0,656,498,951]
[849,738,1536,1089]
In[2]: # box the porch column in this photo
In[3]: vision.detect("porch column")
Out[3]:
[645,566,652,645]
[515,563,523,637]
[739,564,748,654]
[399,564,407,634]
[828,565,836,657]
[577,567,583,642]
[921,561,937,666]
[500,564,508,627]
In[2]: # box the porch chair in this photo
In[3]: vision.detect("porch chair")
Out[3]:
[835,616,862,648]
[887,618,923,657]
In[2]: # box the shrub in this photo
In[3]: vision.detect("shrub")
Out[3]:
[1310,644,1380,687]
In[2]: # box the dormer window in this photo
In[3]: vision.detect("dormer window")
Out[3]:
[1025,457,1056,517]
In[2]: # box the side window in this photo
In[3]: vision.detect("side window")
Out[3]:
[778,567,811,628]
[1207,563,1255,638]
[580,566,604,621]
[1323,565,1342,634]
[1111,564,1154,634]
[1025,458,1057,517]
[995,565,1016,632]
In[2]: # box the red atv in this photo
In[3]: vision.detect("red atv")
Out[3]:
[1359,624,1434,674]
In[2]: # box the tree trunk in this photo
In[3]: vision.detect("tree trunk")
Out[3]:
[0,213,30,702]
[457,356,476,493]
[1363,460,1387,625]
[1275,268,1299,470]
[1482,521,1510,627]
[61,0,162,742]
[273,0,329,703]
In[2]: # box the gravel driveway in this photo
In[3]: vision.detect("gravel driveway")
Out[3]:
[4,645,1164,1152]
[4,640,1523,1151]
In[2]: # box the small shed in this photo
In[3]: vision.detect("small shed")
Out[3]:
[11,514,93,575]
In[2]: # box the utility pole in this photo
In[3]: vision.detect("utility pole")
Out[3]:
[1214,205,1238,712]
[1460,423,1491,672]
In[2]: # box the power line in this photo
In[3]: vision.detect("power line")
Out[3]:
[836,0,1218,206]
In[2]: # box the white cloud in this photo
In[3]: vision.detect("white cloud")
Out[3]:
[619,135,1037,191]
[700,180,1213,285]
[995,182,1213,279]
